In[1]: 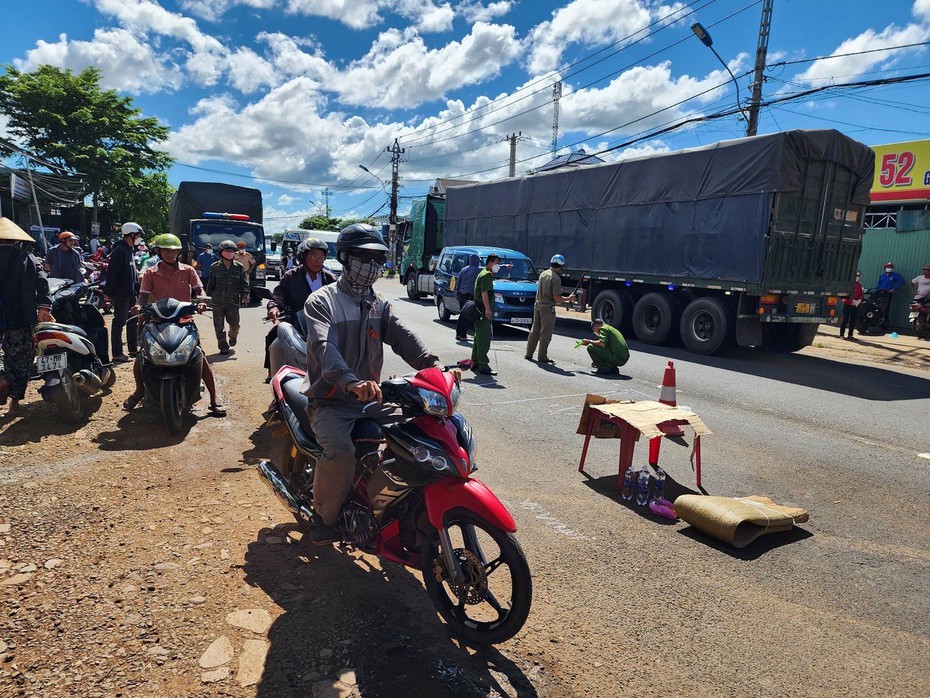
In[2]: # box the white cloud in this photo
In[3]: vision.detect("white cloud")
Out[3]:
[793,20,930,86]
[179,0,276,23]
[457,0,513,23]
[276,193,298,205]
[226,47,280,92]
[526,0,686,74]
[15,28,184,94]
[284,0,385,29]
[335,22,521,108]
[914,0,930,22]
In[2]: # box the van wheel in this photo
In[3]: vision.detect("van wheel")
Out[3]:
[632,293,681,345]
[406,273,422,300]
[591,290,633,333]
[680,298,735,355]
[437,296,452,322]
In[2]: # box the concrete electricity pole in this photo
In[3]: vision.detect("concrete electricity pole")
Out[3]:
[387,138,405,273]
[506,131,524,177]
[746,0,773,136]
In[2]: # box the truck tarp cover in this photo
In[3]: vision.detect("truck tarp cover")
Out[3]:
[169,182,264,233]
[443,130,873,284]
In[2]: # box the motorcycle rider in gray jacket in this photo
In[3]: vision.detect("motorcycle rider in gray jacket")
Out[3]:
[302,224,441,544]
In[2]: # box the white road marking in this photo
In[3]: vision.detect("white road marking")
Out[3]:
[919,453,930,460]
[503,499,589,540]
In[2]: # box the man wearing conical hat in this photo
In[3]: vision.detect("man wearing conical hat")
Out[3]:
[0,218,55,418]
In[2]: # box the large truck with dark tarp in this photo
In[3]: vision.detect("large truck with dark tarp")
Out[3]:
[169,181,267,295]
[443,129,875,355]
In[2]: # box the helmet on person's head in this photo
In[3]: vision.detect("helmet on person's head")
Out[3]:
[152,233,182,250]
[550,254,566,266]
[297,237,328,264]
[336,223,388,263]
[121,222,144,238]
[59,231,78,242]
[884,262,894,269]
[236,241,246,249]
[218,239,237,252]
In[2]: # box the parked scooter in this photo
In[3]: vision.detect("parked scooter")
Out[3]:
[855,289,888,335]
[910,296,930,340]
[137,298,205,433]
[34,279,115,421]
[258,363,532,645]
[84,260,111,313]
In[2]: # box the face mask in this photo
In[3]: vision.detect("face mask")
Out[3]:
[884,268,893,273]
[344,256,383,293]
[490,263,501,274]
[222,250,235,260]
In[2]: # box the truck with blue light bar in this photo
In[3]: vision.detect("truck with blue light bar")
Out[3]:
[169,181,267,299]
[443,130,875,355]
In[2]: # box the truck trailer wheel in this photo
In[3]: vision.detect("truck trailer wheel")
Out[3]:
[680,298,735,355]
[632,293,681,345]
[591,290,633,333]
[406,272,422,300]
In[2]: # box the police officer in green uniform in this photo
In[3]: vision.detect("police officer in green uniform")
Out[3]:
[581,318,630,375]
[471,254,500,375]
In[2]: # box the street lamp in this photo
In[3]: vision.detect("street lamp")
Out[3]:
[358,165,388,192]
[690,23,750,127]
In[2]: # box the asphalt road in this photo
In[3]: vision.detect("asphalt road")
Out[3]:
[188,279,930,696]
[348,278,930,696]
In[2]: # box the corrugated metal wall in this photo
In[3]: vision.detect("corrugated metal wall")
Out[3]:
[859,226,930,330]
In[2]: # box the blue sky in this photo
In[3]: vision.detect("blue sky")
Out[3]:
[3,0,929,233]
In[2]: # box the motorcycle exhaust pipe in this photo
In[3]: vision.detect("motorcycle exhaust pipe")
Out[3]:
[73,369,104,395]
[257,460,313,523]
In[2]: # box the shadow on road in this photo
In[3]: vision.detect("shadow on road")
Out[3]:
[677,524,814,560]
[0,394,105,446]
[244,526,538,698]
[552,316,930,402]
[580,471,701,525]
[95,405,204,451]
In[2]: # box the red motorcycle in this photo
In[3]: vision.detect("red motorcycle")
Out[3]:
[259,364,532,645]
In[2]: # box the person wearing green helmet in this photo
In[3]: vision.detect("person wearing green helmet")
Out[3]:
[123,233,227,415]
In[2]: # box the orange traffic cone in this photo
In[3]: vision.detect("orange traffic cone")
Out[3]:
[658,361,684,436]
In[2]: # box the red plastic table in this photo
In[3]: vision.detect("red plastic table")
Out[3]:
[577,400,704,492]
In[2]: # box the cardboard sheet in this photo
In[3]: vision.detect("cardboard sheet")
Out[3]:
[576,396,712,440]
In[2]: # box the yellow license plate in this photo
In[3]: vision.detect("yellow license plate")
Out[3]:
[795,303,813,314]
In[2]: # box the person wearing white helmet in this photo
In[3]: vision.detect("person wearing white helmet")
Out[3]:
[105,222,144,362]
[525,253,575,364]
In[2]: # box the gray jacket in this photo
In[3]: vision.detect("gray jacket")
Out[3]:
[302,276,440,404]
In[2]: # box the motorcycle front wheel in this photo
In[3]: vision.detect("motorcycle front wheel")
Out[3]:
[422,509,532,645]
[161,379,186,433]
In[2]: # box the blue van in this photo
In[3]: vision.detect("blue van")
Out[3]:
[434,246,538,326]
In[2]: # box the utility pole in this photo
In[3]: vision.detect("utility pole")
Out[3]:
[506,131,524,177]
[551,81,562,154]
[386,138,405,274]
[746,0,773,136]
[321,188,332,217]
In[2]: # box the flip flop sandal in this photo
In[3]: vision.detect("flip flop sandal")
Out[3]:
[122,393,142,410]
[209,403,228,416]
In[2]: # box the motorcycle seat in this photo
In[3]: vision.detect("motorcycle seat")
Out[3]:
[35,321,88,338]
[282,376,315,443]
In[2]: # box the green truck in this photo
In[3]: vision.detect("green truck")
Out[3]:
[443,130,875,355]
[399,194,446,300]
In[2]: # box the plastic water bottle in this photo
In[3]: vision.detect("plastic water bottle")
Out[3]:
[621,467,636,500]
[635,467,651,506]
[651,467,667,503]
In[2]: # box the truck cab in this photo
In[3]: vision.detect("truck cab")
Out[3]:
[400,194,445,300]
[185,212,267,297]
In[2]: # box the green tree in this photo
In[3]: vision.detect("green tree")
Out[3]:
[298,214,342,231]
[0,65,173,222]
[105,171,174,236]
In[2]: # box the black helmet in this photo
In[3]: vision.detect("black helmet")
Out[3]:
[336,223,388,263]
[218,239,237,252]
[297,237,328,264]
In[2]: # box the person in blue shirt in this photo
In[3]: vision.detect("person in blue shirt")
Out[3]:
[197,244,218,285]
[454,254,481,341]
[874,261,905,329]
[45,231,84,283]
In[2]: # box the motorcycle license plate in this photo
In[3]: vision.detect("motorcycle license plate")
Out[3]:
[795,302,814,314]
[36,353,67,374]
[510,317,532,325]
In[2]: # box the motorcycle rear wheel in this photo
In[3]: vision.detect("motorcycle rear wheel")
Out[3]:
[914,317,930,340]
[422,509,532,645]
[56,368,85,423]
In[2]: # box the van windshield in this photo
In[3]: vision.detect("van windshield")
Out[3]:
[486,257,538,281]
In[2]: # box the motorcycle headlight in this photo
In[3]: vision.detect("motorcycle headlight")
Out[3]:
[449,381,460,411]
[417,387,449,417]
[149,334,197,366]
